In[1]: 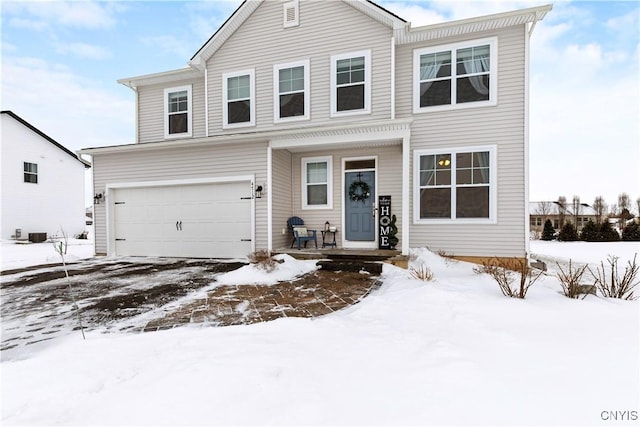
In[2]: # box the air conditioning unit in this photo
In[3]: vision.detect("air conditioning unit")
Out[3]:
[15,228,22,239]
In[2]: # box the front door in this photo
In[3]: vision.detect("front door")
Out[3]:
[345,170,375,245]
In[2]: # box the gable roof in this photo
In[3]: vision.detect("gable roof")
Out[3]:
[1,110,91,168]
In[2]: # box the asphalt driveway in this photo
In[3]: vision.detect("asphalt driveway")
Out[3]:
[1,257,379,361]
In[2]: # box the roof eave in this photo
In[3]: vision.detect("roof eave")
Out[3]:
[117,67,202,90]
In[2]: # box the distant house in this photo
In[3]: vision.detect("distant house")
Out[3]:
[1,111,90,241]
[80,0,552,262]
[529,201,598,236]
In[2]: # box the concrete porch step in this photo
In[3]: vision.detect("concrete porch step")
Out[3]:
[316,259,383,275]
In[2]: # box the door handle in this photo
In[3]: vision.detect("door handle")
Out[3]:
[179,221,182,231]
[372,203,377,218]
[176,221,179,231]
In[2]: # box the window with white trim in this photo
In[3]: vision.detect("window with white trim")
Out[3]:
[302,156,332,209]
[414,147,496,222]
[274,60,309,122]
[330,50,371,116]
[24,162,38,184]
[164,85,192,138]
[223,69,255,128]
[413,38,497,113]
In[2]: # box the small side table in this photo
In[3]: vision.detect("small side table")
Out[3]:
[321,229,337,248]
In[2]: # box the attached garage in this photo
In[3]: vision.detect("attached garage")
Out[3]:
[108,178,254,259]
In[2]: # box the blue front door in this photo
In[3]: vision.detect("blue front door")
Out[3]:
[345,171,375,242]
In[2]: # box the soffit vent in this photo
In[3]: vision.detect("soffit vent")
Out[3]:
[283,0,299,28]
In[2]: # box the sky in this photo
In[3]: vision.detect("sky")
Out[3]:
[1,0,639,211]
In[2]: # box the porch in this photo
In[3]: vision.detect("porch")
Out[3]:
[275,247,408,273]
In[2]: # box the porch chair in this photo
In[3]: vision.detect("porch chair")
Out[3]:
[287,216,318,250]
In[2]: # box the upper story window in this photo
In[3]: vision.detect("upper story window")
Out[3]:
[223,69,255,128]
[164,85,192,138]
[302,156,333,210]
[24,162,38,184]
[414,146,496,223]
[274,60,309,122]
[330,50,371,117]
[413,38,497,113]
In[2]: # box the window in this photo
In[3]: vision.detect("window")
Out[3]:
[414,146,496,223]
[413,38,497,113]
[164,85,192,138]
[330,50,371,116]
[302,156,332,209]
[24,162,38,184]
[283,0,299,28]
[274,60,309,122]
[223,69,255,128]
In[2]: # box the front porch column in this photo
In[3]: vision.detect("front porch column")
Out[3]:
[267,142,273,251]
[402,132,410,255]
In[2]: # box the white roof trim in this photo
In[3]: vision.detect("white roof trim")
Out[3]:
[397,4,552,44]
[117,67,202,89]
[79,118,413,155]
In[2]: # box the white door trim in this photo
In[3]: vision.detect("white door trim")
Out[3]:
[105,175,255,257]
[341,156,378,249]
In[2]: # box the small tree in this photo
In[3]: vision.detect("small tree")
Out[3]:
[580,220,600,242]
[558,222,579,241]
[599,221,620,242]
[572,195,582,230]
[622,222,640,241]
[593,196,607,225]
[556,196,567,228]
[541,219,556,241]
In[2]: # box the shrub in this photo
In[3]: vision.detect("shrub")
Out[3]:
[473,257,542,299]
[590,254,639,300]
[409,264,434,281]
[622,222,640,241]
[599,221,620,242]
[541,219,556,241]
[558,222,579,241]
[248,250,283,272]
[555,260,590,299]
[580,220,600,242]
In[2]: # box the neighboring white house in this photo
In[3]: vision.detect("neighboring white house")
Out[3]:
[1,111,89,241]
[80,0,552,262]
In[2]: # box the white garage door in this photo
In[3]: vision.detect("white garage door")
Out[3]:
[112,181,253,258]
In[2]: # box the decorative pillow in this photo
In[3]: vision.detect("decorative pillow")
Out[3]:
[293,226,307,236]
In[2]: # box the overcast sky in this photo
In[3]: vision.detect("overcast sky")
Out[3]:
[1,0,638,210]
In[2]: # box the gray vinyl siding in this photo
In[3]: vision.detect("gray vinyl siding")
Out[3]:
[271,149,293,249]
[137,77,206,144]
[288,144,403,249]
[92,141,268,255]
[396,25,528,257]
[206,0,392,135]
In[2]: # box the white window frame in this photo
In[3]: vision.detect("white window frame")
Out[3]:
[283,0,299,28]
[222,69,255,129]
[413,37,497,114]
[413,146,497,224]
[302,156,333,210]
[273,60,310,123]
[330,49,371,117]
[163,85,192,139]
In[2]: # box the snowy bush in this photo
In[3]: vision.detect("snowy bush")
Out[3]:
[409,264,434,281]
[555,260,590,299]
[473,257,542,299]
[248,249,283,273]
[590,254,639,300]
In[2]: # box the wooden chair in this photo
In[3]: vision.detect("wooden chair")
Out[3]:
[287,216,318,250]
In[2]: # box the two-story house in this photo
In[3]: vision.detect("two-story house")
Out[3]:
[80,0,551,262]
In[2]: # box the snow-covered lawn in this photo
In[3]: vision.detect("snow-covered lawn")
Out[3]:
[1,238,95,271]
[1,242,639,426]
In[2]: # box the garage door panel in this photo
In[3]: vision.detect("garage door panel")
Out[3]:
[113,181,252,258]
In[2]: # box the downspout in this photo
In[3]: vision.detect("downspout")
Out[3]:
[390,35,396,120]
[204,66,209,137]
[524,19,535,260]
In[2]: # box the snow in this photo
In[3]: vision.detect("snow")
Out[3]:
[1,238,95,271]
[2,242,639,426]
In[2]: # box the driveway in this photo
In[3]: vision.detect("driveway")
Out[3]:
[1,257,379,361]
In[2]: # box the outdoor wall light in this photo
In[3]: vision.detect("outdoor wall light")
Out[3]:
[255,185,263,199]
[94,193,103,205]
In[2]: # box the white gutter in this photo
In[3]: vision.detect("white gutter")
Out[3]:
[390,35,395,120]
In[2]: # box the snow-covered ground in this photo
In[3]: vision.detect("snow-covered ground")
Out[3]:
[1,238,95,271]
[1,242,639,426]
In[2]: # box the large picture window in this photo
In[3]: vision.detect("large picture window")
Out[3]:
[274,60,309,122]
[164,85,192,138]
[24,162,38,184]
[413,38,497,113]
[330,50,371,116]
[223,69,255,128]
[414,147,496,223]
[302,156,332,209]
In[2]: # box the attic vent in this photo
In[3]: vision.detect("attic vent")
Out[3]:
[283,0,299,28]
